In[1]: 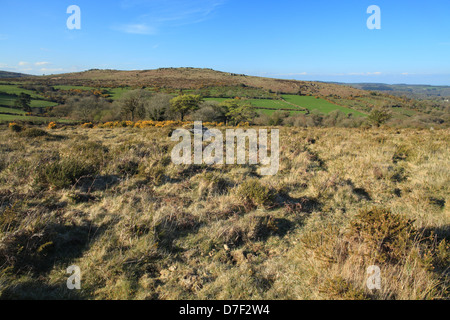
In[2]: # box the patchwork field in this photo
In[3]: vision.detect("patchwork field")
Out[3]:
[0,66,447,140]
[0,84,40,98]
[0,106,25,115]
[283,95,367,117]
[247,99,305,115]
[0,84,57,121]
[0,124,448,300]
[206,97,307,116]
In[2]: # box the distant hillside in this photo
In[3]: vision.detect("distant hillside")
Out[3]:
[17,67,366,98]
[0,67,446,127]
[347,83,450,98]
[0,71,31,79]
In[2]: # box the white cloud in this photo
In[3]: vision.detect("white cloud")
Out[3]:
[115,23,157,35]
[18,61,29,66]
[35,62,50,66]
[116,0,226,34]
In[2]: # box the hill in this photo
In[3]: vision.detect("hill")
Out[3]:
[0,71,31,79]
[19,67,366,98]
[347,83,450,98]
[2,68,448,127]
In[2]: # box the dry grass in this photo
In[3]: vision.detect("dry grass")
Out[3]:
[0,124,448,300]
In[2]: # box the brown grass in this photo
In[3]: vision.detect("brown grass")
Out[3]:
[0,125,448,300]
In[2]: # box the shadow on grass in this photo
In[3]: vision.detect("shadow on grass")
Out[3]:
[75,175,121,192]
[0,281,84,300]
[0,219,116,300]
[277,193,322,214]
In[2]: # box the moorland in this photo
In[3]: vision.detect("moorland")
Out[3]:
[0,68,448,300]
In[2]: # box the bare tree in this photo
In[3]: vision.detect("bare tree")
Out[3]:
[116,89,152,121]
[146,93,173,121]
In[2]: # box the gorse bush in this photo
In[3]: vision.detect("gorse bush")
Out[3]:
[82,122,94,128]
[71,141,107,163]
[37,158,100,189]
[368,109,392,127]
[236,179,275,208]
[8,123,22,133]
[20,128,48,138]
[346,207,416,264]
[300,206,449,299]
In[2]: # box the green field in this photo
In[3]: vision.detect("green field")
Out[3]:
[205,98,306,116]
[0,114,51,122]
[256,108,305,116]
[204,98,231,103]
[0,93,17,107]
[0,93,57,109]
[283,95,367,117]
[0,84,41,99]
[0,84,58,109]
[53,86,136,101]
[391,107,418,118]
[30,100,58,108]
[247,99,302,110]
[0,106,26,115]
[106,87,132,100]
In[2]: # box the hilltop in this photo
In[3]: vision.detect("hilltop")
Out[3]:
[19,67,366,98]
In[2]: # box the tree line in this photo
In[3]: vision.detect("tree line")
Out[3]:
[48,89,258,125]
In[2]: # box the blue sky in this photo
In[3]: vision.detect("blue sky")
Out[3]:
[0,0,449,85]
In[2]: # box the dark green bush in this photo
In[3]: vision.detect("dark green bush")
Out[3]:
[69,141,108,172]
[19,128,48,138]
[236,179,275,208]
[38,158,100,189]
